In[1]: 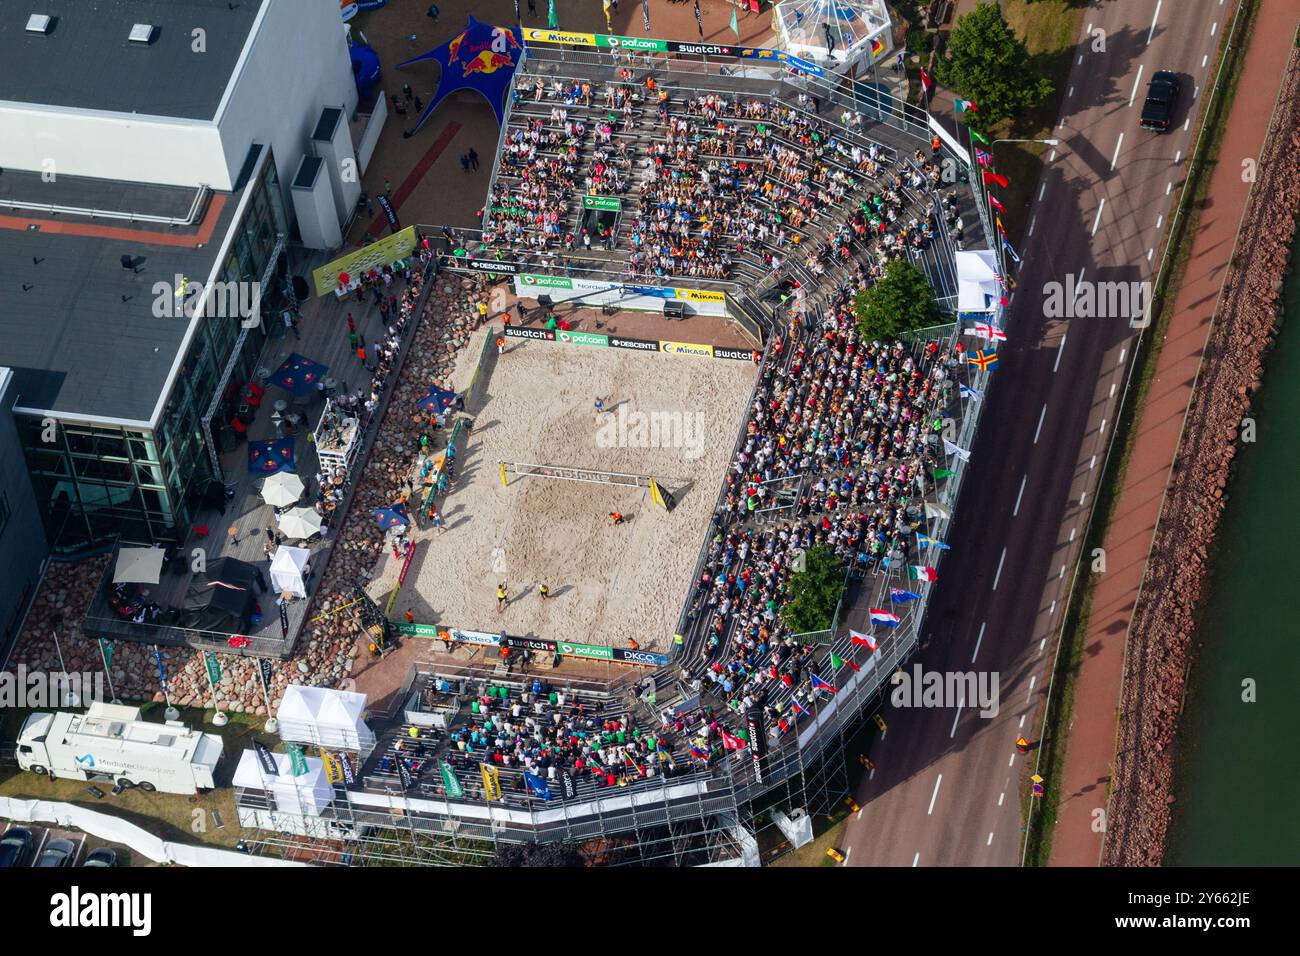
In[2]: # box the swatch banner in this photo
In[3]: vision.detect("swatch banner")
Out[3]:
[376,194,401,230]
[396,755,413,790]
[336,751,356,785]
[255,741,279,776]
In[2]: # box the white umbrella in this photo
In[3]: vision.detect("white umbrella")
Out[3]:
[262,472,305,508]
[278,507,323,540]
[113,546,166,584]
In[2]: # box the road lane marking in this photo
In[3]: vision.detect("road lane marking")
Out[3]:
[1078,54,1083,65]
[1067,85,1074,98]
[1034,403,1048,443]
[1013,474,1027,515]
[1080,491,1087,506]
[857,808,863,819]
[1090,454,1098,469]
[1156,215,1163,230]
[1039,183,1047,201]
[1211,21,1217,36]
[992,547,1007,591]
[1090,197,1106,236]
[1074,267,1086,296]
[912,852,920,867]
[1201,53,1208,68]
[987,832,995,846]
[1119,347,1127,364]
[1054,335,1068,372]
[1194,86,1200,100]
[1148,0,1162,44]
[1147,248,1154,261]
[1019,714,1026,729]
[1110,133,1124,171]
[1028,215,1037,237]
[1166,181,1173,195]
[1174,150,1182,164]
[1100,417,1108,435]
[1059,564,1066,579]
[1129,65,1145,107]
[1110,382,1117,398]
[1040,637,1047,652]
[1027,675,1037,704]
[1069,527,1076,542]
[928,774,943,814]
[869,769,875,781]
[998,792,1006,807]
[1183,117,1190,131]
[1049,600,1056,616]
[972,622,986,663]
[1009,753,1016,767]
[949,694,965,738]
[843,846,852,863]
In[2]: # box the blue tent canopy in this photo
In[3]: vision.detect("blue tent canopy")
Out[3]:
[271,353,330,396]
[418,385,459,412]
[374,503,410,530]
[396,17,522,132]
[248,438,296,475]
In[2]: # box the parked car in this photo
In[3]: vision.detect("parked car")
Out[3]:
[36,838,77,868]
[82,847,118,868]
[0,828,34,868]
[1140,71,1181,131]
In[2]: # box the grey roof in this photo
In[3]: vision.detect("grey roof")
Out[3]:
[0,171,244,423]
[0,0,264,120]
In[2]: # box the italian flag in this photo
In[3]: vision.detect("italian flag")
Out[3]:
[909,565,939,582]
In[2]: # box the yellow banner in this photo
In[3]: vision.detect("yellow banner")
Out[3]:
[311,225,417,296]
[481,762,501,801]
[320,749,342,784]
[660,340,715,358]
[674,287,726,303]
[523,28,597,45]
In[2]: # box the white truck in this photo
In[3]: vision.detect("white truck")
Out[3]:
[16,702,224,795]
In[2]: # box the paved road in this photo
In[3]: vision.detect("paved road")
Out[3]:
[842,0,1229,867]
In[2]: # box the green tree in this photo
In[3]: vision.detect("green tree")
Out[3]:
[852,259,942,340]
[780,544,847,634]
[933,2,1054,132]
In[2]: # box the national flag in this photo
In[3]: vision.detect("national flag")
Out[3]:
[831,652,861,673]
[524,770,553,800]
[919,68,934,94]
[934,467,958,480]
[982,170,1008,188]
[728,8,738,39]
[968,349,999,372]
[969,128,990,145]
[915,531,931,550]
[972,322,1007,341]
[690,742,710,760]
[869,609,901,627]
[657,742,676,770]
[988,194,1005,213]
[959,383,983,401]
[924,501,951,520]
[891,588,922,603]
[1002,236,1022,263]
[909,565,939,582]
[943,439,971,462]
[849,629,880,651]
[955,98,978,113]
[790,698,807,714]
[810,673,838,695]
[996,215,1008,237]
[871,38,884,57]
[975,148,993,168]
[721,729,748,750]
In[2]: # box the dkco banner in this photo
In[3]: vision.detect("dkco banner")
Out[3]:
[312,226,418,296]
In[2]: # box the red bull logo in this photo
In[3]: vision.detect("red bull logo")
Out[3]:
[463,49,515,75]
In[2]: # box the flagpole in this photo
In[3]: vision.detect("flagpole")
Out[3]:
[97,639,118,704]
[156,645,179,722]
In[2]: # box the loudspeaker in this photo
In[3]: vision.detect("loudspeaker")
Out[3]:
[537,294,554,308]
[292,275,310,301]
[663,300,686,320]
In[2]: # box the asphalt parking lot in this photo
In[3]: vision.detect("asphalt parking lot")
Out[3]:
[0,822,140,868]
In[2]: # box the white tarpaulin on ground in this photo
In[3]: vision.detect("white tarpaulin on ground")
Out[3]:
[113,546,166,584]
[269,545,312,598]
[232,749,334,816]
[276,684,372,751]
[955,249,1002,314]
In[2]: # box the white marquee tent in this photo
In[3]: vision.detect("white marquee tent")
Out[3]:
[269,545,312,598]
[955,249,1004,315]
[773,0,892,74]
[276,684,373,752]
[232,749,334,815]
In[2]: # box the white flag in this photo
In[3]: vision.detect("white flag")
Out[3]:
[943,439,971,463]
[970,322,1007,341]
[925,501,951,520]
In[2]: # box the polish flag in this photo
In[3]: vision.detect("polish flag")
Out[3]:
[850,629,880,651]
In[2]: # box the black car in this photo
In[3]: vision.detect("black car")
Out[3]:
[0,828,34,868]
[82,847,118,868]
[36,838,77,868]
[1140,70,1180,131]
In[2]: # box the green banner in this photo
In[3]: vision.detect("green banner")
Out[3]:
[559,641,614,661]
[595,34,668,52]
[394,621,440,637]
[518,273,574,289]
[440,760,465,799]
[557,330,609,347]
[99,639,113,670]
[204,651,222,686]
[582,195,623,212]
[286,742,309,776]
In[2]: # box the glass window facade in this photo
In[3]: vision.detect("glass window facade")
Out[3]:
[21,152,290,557]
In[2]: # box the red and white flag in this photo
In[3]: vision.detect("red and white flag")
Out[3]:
[721,729,748,750]
[850,629,880,651]
[919,68,934,94]
[971,323,1007,341]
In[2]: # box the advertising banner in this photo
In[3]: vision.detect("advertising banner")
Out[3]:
[556,330,609,347]
[582,195,623,211]
[398,540,418,587]
[608,335,660,352]
[505,326,556,341]
[462,257,519,275]
[481,762,502,800]
[376,194,401,230]
[505,635,559,653]
[660,340,715,358]
[713,345,757,361]
[613,648,670,667]
[441,760,464,799]
[312,225,418,296]
[558,641,614,661]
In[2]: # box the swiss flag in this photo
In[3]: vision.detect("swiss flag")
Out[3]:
[721,730,748,750]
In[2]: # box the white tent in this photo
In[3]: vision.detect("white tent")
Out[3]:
[269,545,312,598]
[276,684,372,751]
[113,546,166,585]
[773,0,892,73]
[232,749,334,815]
[955,250,1003,314]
